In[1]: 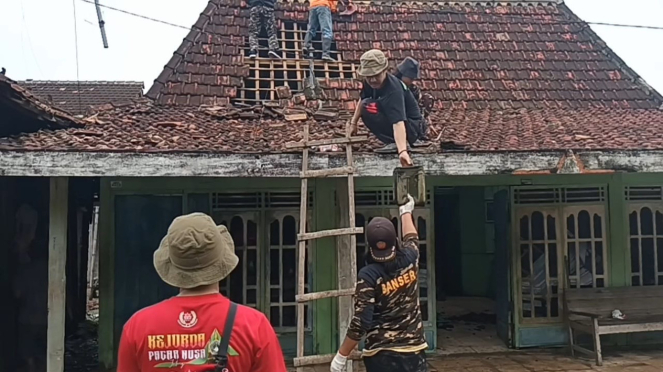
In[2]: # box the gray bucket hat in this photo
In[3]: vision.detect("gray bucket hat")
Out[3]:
[357,49,389,77]
[397,57,420,80]
[154,213,239,289]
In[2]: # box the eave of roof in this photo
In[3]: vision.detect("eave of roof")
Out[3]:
[1,149,662,177]
[0,75,83,136]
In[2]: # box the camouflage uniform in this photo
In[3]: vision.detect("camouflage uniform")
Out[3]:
[347,233,428,371]
[248,5,279,52]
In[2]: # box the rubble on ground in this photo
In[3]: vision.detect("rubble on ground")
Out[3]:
[65,320,99,372]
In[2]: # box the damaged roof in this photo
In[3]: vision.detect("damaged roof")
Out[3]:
[1,0,663,155]
[2,101,663,153]
[146,0,662,110]
[0,74,82,137]
[18,80,144,115]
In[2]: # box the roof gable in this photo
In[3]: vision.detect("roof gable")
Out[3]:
[146,0,662,110]
[19,80,144,115]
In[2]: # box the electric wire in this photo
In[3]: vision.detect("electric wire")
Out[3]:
[80,0,663,32]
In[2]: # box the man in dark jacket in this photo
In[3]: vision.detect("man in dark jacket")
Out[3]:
[248,0,281,59]
[330,195,428,372]
[394,57,432,143]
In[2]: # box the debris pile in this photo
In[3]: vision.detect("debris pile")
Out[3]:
[200,85,340,123]
[64,320,99,372]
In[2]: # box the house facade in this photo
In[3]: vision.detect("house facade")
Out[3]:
[2,1,663,371]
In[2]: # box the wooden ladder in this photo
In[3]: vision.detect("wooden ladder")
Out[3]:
[286,122,367,371]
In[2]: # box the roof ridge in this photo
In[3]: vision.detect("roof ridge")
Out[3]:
[146,0,219,101]
[20,80,145,86]
[559,3,663,107]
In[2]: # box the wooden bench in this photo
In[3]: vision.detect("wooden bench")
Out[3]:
[565,286,663,366]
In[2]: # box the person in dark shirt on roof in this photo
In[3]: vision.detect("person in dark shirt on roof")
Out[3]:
[350,49,424,164]
[330,195,428,372]
[247,0,281,59]
[394,57,433,143]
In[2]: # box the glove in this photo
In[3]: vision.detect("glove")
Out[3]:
[330,351,348,372]
[399,194,415,216]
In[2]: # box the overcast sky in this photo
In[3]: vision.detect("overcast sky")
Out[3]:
[2,0,662,94]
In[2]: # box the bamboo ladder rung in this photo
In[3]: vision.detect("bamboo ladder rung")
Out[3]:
[296,288,355,303]
[285,135,368,149]
[298,227,363,241]
[293,351,363,367]
[300,166,355,178]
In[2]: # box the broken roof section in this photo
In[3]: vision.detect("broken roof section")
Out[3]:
[0,74,82,137]
[146,0,662,110]
[3,102,663,153]
[18,80,144,116]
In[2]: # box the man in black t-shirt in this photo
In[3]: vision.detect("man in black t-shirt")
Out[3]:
[350,49,423,165]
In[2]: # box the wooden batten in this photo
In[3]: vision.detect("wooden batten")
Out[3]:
[48,177,68,372]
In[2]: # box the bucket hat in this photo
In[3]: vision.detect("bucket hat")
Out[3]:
[154,213,239,289]
[366,217,397,262]
[397,57,420,80]
[357,49,389,77]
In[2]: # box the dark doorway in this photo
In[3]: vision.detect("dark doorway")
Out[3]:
[434,190,462,299]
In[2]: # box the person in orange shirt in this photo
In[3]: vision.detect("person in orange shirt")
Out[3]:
[117,213,288,372]
[302,0,336,61]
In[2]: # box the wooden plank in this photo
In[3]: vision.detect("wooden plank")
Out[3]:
[566,285,663,297]
[296,288,355,303]
[285,136,368,149]
[0,150,572,177]
[48,177,69,372]
[298,227,363,241]
[599,322,663,335]
[296,125,310,372]
[293,351,363,367]
[301,167,354,178]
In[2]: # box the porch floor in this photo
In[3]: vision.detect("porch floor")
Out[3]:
[295,349,663,371]
[436,296,510,354]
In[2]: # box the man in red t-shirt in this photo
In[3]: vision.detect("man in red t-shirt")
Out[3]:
[118,213,288,372]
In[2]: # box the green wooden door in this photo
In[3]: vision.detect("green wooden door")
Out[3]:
[113,195,183,351]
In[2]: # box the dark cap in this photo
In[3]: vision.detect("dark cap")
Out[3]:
[396,57,420,80]
[366,217,397,262]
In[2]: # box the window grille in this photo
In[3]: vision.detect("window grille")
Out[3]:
[629,204,663,286]
[514,187,604,205]
[352,189,431,207]
[268,213,311,331]
[516,205,608,323]
[625,186,663,201]
[517,209,561,320]
[565,207,607,289]
[215,213,261,309]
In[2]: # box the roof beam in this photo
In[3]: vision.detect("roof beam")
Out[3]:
[1,150,661,178]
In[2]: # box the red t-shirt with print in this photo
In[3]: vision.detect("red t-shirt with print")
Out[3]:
[118,293,287,372]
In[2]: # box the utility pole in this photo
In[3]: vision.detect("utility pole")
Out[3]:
[94,0,109,48]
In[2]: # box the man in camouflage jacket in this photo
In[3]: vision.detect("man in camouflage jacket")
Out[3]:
[330,195,428,372]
